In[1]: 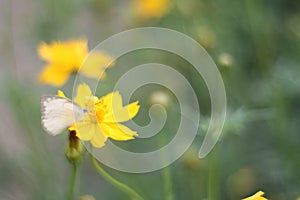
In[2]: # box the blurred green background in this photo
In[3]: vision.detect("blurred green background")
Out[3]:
[0,0,300,199]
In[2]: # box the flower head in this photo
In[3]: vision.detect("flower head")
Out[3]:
[38,39,114,87]
[58,83,140,148]
[132,0,171,20]
[242,191,268,200]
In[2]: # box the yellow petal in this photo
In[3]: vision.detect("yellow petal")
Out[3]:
[95,92,123,122]
[110,92,123,110]
[91,128,107,148]
[79,51,114,79]
[242,191,268,200]
[74,83,98,108]
[38,64,71,87]
[98,92,123,112]
[73,120,97,141]
[103,101,140,122]
[133,0,171,19]
[100,123,137,141]
[74,83,92,107]
[38,42,54,62]
[67,39,89,65]
[57,90,66,98]
[69,125,76,131]
[38,39,88,65]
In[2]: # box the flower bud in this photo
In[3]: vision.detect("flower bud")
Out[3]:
[181,148,205,171]
[65,130,83,164]
[227,167,258,199]
[149,91,170,107]
[197,27,216,50]
[218,53,234,68]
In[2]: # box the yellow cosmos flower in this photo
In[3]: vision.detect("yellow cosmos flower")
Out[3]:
[132,0,171,19]
[38,39,114,87]
[58,83,140,148]
[242,191,268,200]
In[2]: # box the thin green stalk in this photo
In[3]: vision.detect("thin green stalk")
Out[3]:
[162,166,174,200]
[207,147,219,200]
[160,131,174,200]
[78,164,82,197]
[244,0,272,75]
[90,150,144,200]
[68,164,78,200]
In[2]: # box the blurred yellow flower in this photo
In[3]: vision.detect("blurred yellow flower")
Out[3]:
[132,0,171,19]
[38,39,114,87]
[242,191,268,200]
[58,83,140,148]
[79,195,95,200]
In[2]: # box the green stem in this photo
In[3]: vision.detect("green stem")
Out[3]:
[244,0,271,75]
[207,147,219,200]
[90,150,144,200]
[68,164,78,200]
[160,131,174,200]
[162,166,174,200]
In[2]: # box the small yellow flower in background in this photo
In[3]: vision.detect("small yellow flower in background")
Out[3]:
[59,83,140,148]
[38,39,114,87]
[79,195,95,200]
[242,191,268,200]
[132,0,171,20]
